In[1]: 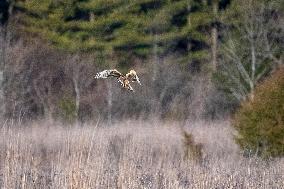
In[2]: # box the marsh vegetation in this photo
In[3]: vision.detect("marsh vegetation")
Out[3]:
[1,120,283,188]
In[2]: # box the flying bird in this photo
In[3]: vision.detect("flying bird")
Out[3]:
[94,69,141,91]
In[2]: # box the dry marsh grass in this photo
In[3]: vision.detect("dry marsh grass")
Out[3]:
[0,120,283,189]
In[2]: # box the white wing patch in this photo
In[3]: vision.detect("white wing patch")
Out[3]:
[94,70,113,79]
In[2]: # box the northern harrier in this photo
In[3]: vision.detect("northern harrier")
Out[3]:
[94,69,141,91]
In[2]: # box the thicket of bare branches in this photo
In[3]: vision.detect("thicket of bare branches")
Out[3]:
[218,1,283,101]
[2,39,232,123]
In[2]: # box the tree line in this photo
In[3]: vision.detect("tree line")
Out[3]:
[0,0,282,123]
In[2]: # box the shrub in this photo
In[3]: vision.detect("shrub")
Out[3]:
[233,68,284,158]
[182,130,203,163]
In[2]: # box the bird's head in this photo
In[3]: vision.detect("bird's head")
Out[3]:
[129,70,136,75]
[128,69,141,85]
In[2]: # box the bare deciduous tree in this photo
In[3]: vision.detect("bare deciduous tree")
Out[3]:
[64,54,96,124]
[219,1,283,101]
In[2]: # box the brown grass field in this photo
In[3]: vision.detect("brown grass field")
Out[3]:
[0,119,283,189]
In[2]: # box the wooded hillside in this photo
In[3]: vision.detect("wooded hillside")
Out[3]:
[0,0,283,123]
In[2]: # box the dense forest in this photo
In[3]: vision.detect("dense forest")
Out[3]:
[0,0,283,123]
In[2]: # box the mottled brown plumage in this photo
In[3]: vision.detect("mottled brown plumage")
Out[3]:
[94,69,141,91]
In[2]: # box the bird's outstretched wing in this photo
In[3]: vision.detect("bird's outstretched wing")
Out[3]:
[94,69,123,79]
